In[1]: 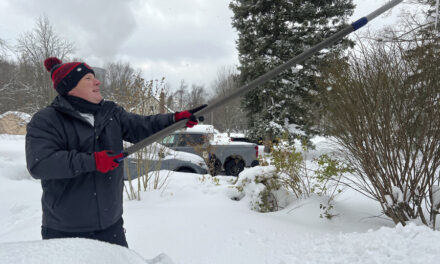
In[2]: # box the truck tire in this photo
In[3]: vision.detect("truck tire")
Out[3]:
[225,159,245,176]
[251,160,260,167]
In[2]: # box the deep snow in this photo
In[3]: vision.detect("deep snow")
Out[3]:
[0,238,174,264]
[0,134,439,264]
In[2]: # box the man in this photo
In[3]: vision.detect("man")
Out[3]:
[26,57,201,247]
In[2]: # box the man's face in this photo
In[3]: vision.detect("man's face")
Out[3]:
[68,73,103,104]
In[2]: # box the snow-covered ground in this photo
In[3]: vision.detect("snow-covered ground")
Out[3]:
[0,134,439,264]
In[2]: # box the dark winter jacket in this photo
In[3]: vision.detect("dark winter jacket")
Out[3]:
[26,95,174,232]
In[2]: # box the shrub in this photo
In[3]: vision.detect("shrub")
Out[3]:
[234,165,291,212]
[235,138,350,217]
[319,33,440,228]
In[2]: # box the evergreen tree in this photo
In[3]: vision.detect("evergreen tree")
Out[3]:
[404,0,440,95]
[230,0,355,141]
[414,0,439,37]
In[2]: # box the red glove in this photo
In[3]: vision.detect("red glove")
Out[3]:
[175,111,198,128]
[94,150,124,173]
[175,104,207,128]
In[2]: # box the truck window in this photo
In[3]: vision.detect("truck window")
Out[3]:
[177,134,187,146]
[161,135,177,147]
[178,134,206,146]
[190,134,206,145]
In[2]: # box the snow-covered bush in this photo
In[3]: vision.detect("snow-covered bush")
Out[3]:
[269,140,304,198]
[313,154,351,218]
[235,139,350,217]
[234,166,292,212]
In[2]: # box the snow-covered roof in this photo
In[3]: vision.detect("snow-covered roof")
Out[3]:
[0,111,31,122]
[150,94,174,113]
[178,124,219,134]
[211,133,254,145]
[229,132,245,138]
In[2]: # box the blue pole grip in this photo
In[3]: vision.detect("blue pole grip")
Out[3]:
[351,17,368,31]
[114,152,128,163]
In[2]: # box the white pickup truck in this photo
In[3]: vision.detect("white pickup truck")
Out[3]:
[160,125,259,176]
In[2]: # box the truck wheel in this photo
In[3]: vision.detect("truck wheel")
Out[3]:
[225,159,245,176]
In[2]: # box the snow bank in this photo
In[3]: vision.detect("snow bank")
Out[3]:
[0,135,30,180]
[0,238,174,264]
[293,223,440,264]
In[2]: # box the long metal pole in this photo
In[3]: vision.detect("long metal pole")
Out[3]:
[122,0,403,158]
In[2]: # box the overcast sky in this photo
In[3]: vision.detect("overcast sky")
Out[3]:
[0,0,408,92]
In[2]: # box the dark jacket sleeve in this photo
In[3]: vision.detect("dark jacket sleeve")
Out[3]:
[25,112,96,180]
[115,105,175,144]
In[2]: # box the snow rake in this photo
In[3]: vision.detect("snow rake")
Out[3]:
[118,0,403,161]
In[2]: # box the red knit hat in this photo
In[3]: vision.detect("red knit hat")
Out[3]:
[44,57,95,95]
